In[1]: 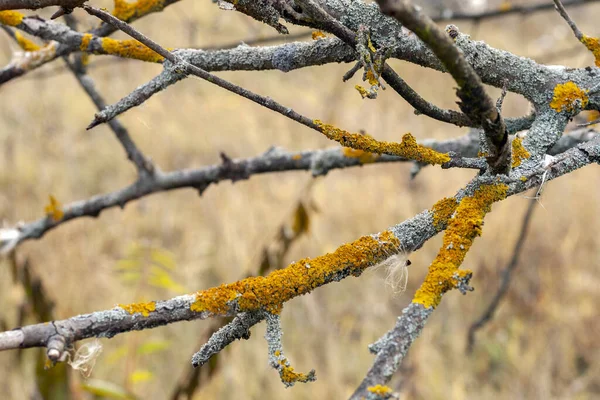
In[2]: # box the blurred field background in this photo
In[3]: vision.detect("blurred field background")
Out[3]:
[1,0,599,398]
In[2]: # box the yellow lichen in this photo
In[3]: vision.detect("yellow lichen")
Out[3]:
[191,231,400,315]
[413,184,508,308]
[431,197,458,229]
[355,84,370,98]
[519,176,527,182]
[44,195,64,221]
[80,33,93,52]
[278,359,312,384]
[365,70,379,86]
[499,1,512,12]
[581,35,600,67]
[81,53,91,66]
[112,0,165,22]
[311,31,326,40]
[100,37,164,62]
[119,301,156,317]
[342,147,379,164]
[314,120,451,165]
[549,82,589,113]
[368,385,393,397]
[14,32,40,52]
[0,11,24,26]
[511,137,530,168]
[367,34,377,54]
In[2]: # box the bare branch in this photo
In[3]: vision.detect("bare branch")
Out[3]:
[553,0,584,40]
[1,134,598,354]
[63,57,154,176]
[350,303,431,399]
[0,0,85,11]
[6,128,595,251]
[191,312,264,368]
[439,0,597,22]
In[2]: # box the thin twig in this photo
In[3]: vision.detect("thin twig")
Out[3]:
[10,129,510,251]
[465,199,537,354]
[553,0,584,40]
[62,57,154,176]
[82,4,319,132]
[293,1,476,128]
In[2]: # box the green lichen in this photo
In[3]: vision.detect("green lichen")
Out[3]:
[550,82,589,113]
[413,184,508,308]
[190,231,400,315]
[314,120,451,165]
[511,137,530,168]
[120,301,156,317]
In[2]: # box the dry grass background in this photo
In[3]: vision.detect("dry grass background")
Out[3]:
[0,0,599,398]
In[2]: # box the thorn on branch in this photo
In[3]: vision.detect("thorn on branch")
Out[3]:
[50,6,73,20]
[219,152,251,182]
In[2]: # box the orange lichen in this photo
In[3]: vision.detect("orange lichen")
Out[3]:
[355,84,370,98]
[44,195,64,221]
[278,358,313,385]
[511,137,530,168]
[112,0,165,22]
[431,197,458,229]
[311,31,326,40]
[119,301,156,317]
[314,120,451,165]
[292,154,302,160]
[0,11,24,26]
[100,38,164,62]
[581,35,600,67]
[190,231,400,315]
[365,70,379,86]
[80,33,93,52]
[81,53,91,66]
[368,385,393,397]
[499,1,512,12]
[14,32,40,52]
[413,184,508,308]
[367,34,377,54]
[342,147,379,164]
[549,82,589,113]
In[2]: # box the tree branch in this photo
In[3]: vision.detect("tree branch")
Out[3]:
[63,57,154,176]
[0,0,85,11]
[375,0,509,173]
